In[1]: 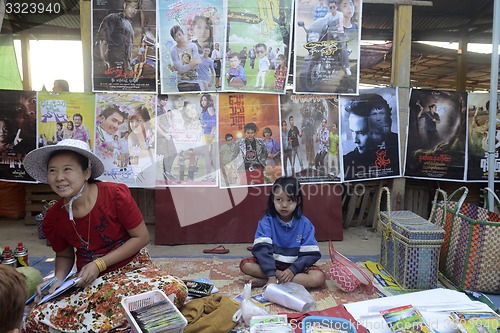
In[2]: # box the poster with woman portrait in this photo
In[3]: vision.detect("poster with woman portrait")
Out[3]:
[466,92,500,181]
[94,93,157,187]
[293,0,361,94]
[339,88,401,182]
[0,90,37,182]
[404,89,467,181]
[37,92,95,149]
[92,0,157,92]
[158,0,226,94]
[156,93,219,187]
[279,93,340,184]
[224,0,294,94]
[218,93,281,188]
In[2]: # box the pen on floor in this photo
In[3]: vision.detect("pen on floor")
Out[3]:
[25,277,57,304]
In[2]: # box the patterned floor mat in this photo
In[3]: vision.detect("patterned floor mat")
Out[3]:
[153,257,379,313]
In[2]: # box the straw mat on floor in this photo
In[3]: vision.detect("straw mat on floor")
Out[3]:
[153,257,378,313]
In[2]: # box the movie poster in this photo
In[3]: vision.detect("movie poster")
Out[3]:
[0,90,37,182]
[224,0,294,94]
[92,0,157,92]
[94,93,157,187]
[466,92,500,181]
[293,0,361,94]
[404,89,467,181]
[37,92,95,149]
[218,93,281,187]
[339,88,401,181]
[279,93,340,183]
[158,0,226,94]
[155,93,218,187]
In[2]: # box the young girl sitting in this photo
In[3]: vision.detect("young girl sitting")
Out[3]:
[240,176,326,288]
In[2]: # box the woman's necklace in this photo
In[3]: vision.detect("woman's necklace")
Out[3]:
[70,214,91,251]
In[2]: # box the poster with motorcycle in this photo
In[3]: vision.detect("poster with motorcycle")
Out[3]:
[404,89,467,181]
[0,90,37,182]
[466,92,500,182]
[94,93,157,187]
[218,93,282,188]
[339,87,401,182]
[293,0,361,94]
[223,0,294,94]
[158,0,226,94]
[279,92,341,184]
[91,0,157,92]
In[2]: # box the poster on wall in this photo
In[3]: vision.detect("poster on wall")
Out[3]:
[37,92,95,149]
[339,87,401,181]
[466,92,500,182]
[223,0,294,94]
[293,0,361,94]
[158,0,226,94]
[404,89,467,181]
[92,0,157,92]
[0,90,37,182]
[155,93,218,187]
[218,93,281,187]
[94,93,157,187]
[279,93,340,183]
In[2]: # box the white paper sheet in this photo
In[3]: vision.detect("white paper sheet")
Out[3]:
[344,289,494,333]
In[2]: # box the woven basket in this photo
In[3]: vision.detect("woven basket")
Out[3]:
[378,187,444,290]
[430,187,500,294]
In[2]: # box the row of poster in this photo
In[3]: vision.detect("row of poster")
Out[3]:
[0,88,498,187]
[91,0,362,95]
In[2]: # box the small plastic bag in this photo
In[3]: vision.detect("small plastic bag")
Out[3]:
[263,282,315,312]
[232,282,269,326]
[328,241,373,293]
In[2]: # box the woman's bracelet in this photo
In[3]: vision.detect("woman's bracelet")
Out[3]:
[93,258,107,273]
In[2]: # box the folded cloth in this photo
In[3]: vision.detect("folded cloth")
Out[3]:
[181,295,239,333]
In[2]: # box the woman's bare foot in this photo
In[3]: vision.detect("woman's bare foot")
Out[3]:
[249,278,267,288]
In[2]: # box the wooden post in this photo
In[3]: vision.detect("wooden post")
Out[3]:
[20,31,31,91]
[80,0,92,93]
[456,33,468,92]
[390,4,413,210]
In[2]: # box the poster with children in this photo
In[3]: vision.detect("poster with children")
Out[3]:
[293,0,362,94]
[466,92,500,181]
[158,0,226,94]
[218,93,281,188]
[279,93,341,184]
[94,93,157,187]
[37,92,95,149]
[0,90,37,182]
[223,0,294,94]
[91,0,157,92]
[155,93,219,187]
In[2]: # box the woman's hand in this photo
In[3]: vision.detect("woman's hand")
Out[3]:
[34,278,63,303]
[76,261,100,288]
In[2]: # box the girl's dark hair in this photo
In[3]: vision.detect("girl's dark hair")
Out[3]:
[48,150,97,183]
[267,176,303,218]
[200,93,214,111]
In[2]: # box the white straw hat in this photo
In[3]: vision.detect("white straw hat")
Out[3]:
[23,139,104,183]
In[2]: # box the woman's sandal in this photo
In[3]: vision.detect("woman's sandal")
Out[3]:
[203,245,230,254]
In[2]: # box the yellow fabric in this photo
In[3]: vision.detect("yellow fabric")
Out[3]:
[181,295,239,333]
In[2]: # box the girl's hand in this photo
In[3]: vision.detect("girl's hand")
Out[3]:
[76,261,100,288]
[266,276,278,286]
[278,268,295,283]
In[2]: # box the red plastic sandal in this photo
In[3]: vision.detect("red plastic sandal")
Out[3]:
[203,245,230,254]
